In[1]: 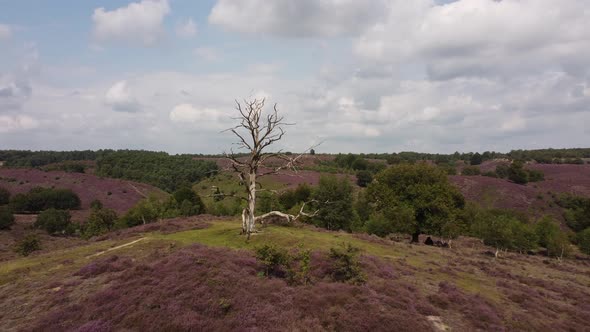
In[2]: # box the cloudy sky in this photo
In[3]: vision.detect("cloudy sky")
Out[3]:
[1,0,589,154]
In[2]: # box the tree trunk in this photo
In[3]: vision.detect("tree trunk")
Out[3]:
[246,170,257,237]
[241,208,248,234]
[411,231,420,243]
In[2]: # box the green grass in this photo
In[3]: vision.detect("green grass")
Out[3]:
[152,220,429,263]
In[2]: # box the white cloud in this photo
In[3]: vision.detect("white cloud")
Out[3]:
[0,114,39,132]
[0,24,11,40]
[176,18,197,38]
[92,0,170,46]
[354,0,590,79]
[169,104,220,124]
[209,0,387,37]
[105,81,140,112]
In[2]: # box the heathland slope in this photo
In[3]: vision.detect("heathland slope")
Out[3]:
[1,218,589,331]
[0,168,166,219]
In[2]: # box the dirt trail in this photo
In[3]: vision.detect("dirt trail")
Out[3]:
[88,238,146,258]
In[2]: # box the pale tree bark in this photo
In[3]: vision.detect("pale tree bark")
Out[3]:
[224,98,320,239]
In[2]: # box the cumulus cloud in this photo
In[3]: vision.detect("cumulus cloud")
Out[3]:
[354,0,590,80]
[209,0,387,37]
[0,24,11,40]
[169,104,220,124]
[175,18,197,38]
[0,114,39,132]
[0,77,32,111]
[105,81,140,112]
[92,0,170,46]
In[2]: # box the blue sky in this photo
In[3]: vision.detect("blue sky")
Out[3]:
[1,0,589,154]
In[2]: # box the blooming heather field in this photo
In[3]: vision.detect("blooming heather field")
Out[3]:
[0,220,588,331]
[0,168,166,218]
[451,164,590,221]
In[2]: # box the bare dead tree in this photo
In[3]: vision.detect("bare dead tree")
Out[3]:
[223,98,319,238]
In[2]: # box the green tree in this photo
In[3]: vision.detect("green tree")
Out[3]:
[312,175,355,231]
[462,166,481,176]
[0,206,15,230]
[14,234,41,256]
[367,163,465,242]
[35,209,73,235]
[577,228,590,255]
[355,170,373,187]
[470,152,483,165]
[83,208,118,238]
[558,194,590,232]
[0,186,10,205]
[495,164,510,178]
[173,186,205,216]
[471,209,539,256]
[508,161,529,184]
[117,196,162,228]
[90,199,103,210]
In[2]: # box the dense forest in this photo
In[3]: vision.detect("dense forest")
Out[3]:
[95,151,218,192]
[0,150,219,192]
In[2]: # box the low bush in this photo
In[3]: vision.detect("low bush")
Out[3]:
[255,244,291,278]
[90,199,103,210]
[462,166,481,176]
[14,234,41,256]
[35,208,74,235]
[0,205,15,230]
[10,187,81,212]
[328,243,366,284]
[482,171,498,178]
[556,194,590,232]
[578,228,590,255]
[534,215,572,259]
[472,211,538,254]
[83,208,118,239]
[0,186,10,205]
[356,170,373,187]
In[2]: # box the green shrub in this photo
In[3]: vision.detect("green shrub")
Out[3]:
[328,243,365,284]
[10,187,81,212]
[0,186,10,205]
[535,216,562,248]
[288,245,312,285]
[90,199,103,210]
[172,187,205,216]
[472,211,538,254]
[577,228,590,255]
[83,208,118,238]
[462,166,481,176]
[546,231,571,258]
[117,196,162,228]
[365,207,415,238]
[482,171,498,178]
[527,169,545,182]
[495,164,510,178]
[0,206,15,230]
[508,161,529,184]
[470,152,483,165]
[14,234,41,256]
[278,184,312,210]
[255,244,291,277]
[35,208,74,235]
[356,170,373,187]
[556,194,590,232]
